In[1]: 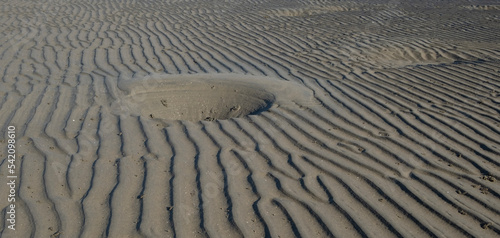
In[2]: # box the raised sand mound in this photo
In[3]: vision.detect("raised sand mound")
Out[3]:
[115,74,314,121]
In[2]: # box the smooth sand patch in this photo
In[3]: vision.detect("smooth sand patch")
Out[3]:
[116,73,316,121]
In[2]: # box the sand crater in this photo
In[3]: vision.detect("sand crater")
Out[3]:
[117,74,313,121]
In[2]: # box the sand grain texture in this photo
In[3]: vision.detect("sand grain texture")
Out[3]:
[1,0,500,237]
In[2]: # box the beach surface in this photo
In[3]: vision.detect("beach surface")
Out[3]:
[1,0,500,237]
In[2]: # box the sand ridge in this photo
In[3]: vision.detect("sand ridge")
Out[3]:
[0,0,500,237]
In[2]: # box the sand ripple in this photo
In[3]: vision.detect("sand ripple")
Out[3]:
[0,0,500,237]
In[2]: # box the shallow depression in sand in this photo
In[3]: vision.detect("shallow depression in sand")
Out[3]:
[116,74,314,121]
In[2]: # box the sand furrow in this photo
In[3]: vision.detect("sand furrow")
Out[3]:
[276,107,417,176]
[301,157,409,237]
[20,86,53,138]
[391,177,491,237]
[103,116,149,237]
[44,86,77,153]
[220,150,270,237]
[165,123,205,237]
[202,32,268,75]
[299,82,480,176]
[401,68,496,113]
[419,111,500,160]
[229,149,298,238]
[411,173,500,234]
[269,170,359,237]
[332,73,492,173]
[79,111,120,237]
[18,154,61,237]
[425,171,500,215]
[336,70,500,163]
[232,118,303,179]
[429,66,495,94]
[133,118,174,236]
[379,70,500,120]
[282,105,413,167]
[0,93,21,134]
[265,110,401,177]
[250,113,386,181]
[407,67,496,111]
[201,122,248,236]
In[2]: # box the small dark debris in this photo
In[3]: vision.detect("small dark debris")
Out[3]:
[378,132,389,137]
[160,99,168,107]
[50,230,61,237]
[479,186,489,195]
[204,117,215,121]
[481,222,492,230]
[481,175,496,182]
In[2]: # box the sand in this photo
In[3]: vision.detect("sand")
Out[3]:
[0,0,499,237]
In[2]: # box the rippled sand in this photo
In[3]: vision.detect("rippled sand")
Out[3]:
[1,0,500,237]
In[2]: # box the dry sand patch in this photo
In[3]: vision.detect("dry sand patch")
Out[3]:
[0,0,499,237]
[115,73,316,121]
